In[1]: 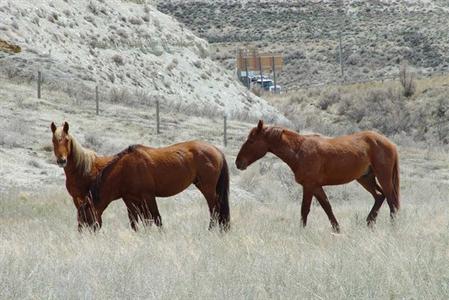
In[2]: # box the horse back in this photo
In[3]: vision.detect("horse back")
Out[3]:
[297,131,396,185]
[120,141,223,197]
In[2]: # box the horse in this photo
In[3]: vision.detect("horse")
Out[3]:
[50,121,132,230]
[80,141,230,231]
[235,120,400,233]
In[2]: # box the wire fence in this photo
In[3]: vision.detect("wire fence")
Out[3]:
[284,69,449,93]
[0,70,236,148]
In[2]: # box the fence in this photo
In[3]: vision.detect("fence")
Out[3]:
[273,67,449,95]
[238,54,449,95]
[32,70,231,147]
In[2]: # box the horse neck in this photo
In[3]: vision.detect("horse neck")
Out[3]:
[64,137,97,180]
[91,160,124,216]
[267,129,303,171]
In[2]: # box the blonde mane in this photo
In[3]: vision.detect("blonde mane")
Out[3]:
[69,134,96,175]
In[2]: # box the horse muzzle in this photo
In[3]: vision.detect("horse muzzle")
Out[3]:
[235,159,247,170]
[56,158,67,168]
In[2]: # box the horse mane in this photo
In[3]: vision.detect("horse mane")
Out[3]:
[70,135,96,176]
[265,126,285,142]
[88,145,140,205]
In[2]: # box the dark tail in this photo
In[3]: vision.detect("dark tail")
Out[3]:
[216,154,230,231]
[391,153,400,211]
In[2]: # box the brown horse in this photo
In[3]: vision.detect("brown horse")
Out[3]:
[235,120,400,232]
[50,121,121,230]
[81,141,230,231]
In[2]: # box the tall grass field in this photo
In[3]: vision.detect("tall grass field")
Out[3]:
[2,158,449,299]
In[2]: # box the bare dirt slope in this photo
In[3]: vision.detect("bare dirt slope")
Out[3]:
[0,0,284,120]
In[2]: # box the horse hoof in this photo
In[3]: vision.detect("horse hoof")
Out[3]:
[331,223,340,233]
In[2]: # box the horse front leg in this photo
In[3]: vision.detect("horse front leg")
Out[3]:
[314,187,340,233]
[143,196,162,228]
[301,187,314,228]
[75,196,102,232]
[123,198,140,231]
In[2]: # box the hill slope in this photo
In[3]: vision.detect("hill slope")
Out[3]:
[158,0,449,89]
[0,0,284,120]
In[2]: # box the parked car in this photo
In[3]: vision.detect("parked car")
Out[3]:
[255,78,281,92]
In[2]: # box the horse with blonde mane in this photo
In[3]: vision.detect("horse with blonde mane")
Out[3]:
[51,121,131,230]
[80,141,230,231]
[236,120,400,232]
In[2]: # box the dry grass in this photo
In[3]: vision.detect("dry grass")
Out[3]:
[265,74,449,144]
[1,56,449,298]
[1,156,449,299]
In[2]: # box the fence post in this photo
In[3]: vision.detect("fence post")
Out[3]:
[223,114,227,147]
[156,100,160,134]
[339,30,344,83]
[180,25,183,47]
[37,70,42,99]
[244,56,250,89]
[95,86,99,115]
[272,56,277,94]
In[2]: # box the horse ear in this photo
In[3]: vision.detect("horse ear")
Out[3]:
[51,122,57,133]
[63,122,69,134]
[257,120,264,132]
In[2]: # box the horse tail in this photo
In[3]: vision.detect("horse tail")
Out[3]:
[216,153,230,231]
[391,151,400,211]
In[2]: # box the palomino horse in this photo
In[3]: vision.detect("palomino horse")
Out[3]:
[50,121,122,230]
[81,142,230,231]
[235,120,400,232]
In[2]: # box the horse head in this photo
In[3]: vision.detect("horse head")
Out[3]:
[236,120,270,170]
[50,121,71,168]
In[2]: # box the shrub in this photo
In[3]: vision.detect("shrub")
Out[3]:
[112,54,125,66]
[193,60,202,69]
[399,61,416,97]
[251,86,263,97]
[166,58,178,72]
[5,64,19,79]
[129,17,143,25]
[84,132,103,151]
[87,1,99,15]
[318,90,341,110]
[109,87,132,104]
[334,87,409,135]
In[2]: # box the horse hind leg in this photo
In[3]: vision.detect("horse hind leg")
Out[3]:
[371,165,398,220]
[194,180,220,230]
[357,169,385,226]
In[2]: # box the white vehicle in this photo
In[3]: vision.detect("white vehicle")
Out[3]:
[269,85,282,93]
[255,78,281,92]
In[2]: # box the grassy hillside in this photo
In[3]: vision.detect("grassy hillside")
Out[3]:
[158,1,449,89]
[2,69,449,299]
[260,72,449,144]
